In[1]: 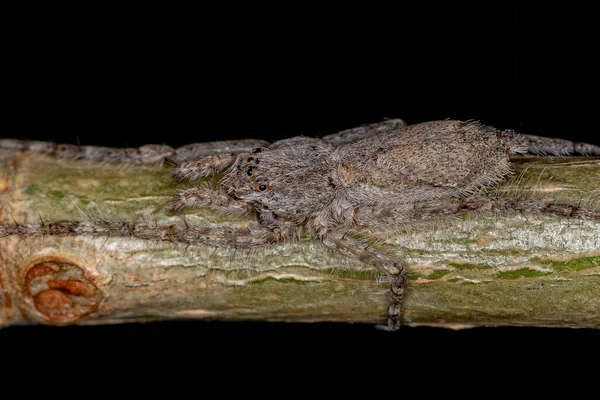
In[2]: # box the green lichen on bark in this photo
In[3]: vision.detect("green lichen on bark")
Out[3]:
[1,150,599,328]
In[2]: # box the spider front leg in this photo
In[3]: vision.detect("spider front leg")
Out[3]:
[172,139,270,163]
[1,219,277,249]
[172,153,239,182]
[322,234,406,331]
[171,184,251,214]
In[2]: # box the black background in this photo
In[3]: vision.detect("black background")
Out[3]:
[2,5,599,357]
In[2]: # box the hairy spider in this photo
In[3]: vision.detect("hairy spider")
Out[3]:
[2,119,599,329]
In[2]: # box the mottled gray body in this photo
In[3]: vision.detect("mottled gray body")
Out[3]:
[217,121,523,237]
[2,118,599,330]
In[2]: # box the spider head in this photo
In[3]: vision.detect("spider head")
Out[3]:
[224,150,271,200]
[222,140,338,218]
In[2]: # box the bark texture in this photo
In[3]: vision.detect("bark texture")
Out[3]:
[0,149,599,329]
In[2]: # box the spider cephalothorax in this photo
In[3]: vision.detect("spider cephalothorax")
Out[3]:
[221,137,346,233]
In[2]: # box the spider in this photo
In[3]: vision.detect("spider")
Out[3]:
[2,118,599,329]
[165,119,599,330]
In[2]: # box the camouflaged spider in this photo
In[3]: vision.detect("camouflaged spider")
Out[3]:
[166,119,599,329]
[2,119,599,329]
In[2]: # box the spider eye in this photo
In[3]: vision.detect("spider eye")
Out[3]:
[259,185,267,191]
[247,167,255,176]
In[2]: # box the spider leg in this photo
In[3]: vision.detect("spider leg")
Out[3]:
[321,118,406,146]
[172,139,269,163]
[321,234,406,331]
[0,140,178,164]
[171,153,239,182]
[171,185,250,214]
[1,219,275,248]
[0,138,269,164]
[520,134,600,156]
